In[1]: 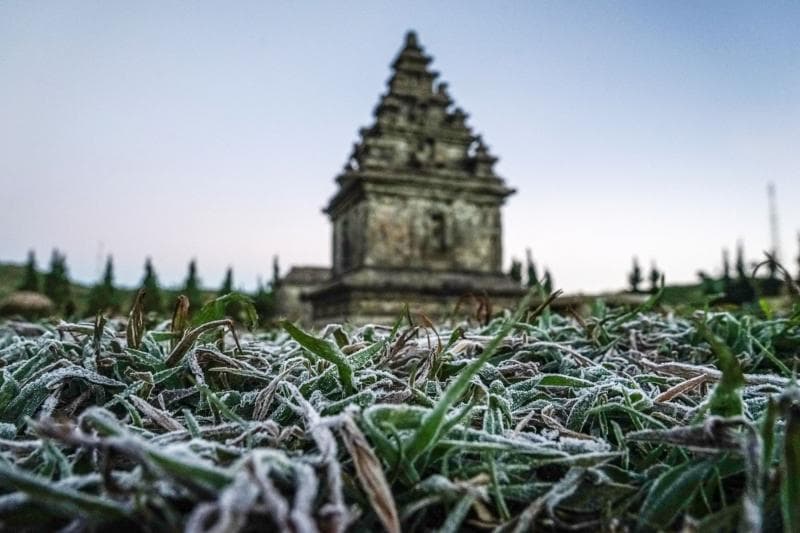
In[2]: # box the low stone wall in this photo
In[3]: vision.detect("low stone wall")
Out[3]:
[309,288,522,327]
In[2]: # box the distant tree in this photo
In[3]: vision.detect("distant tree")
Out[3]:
[509,259,522,284]
[87,255,119,314]
[760,251,783,297]
[628,257,643,293]
[767,253,778,280]
[139,258,163,314]
[525,248,539,288]
[721,248,731,281]
[18,250,39,292]
[182,259,203,311]
[253,277,276,325]
[697,270,715,294]
[797,233,800,281]
[735,241,747,279]
[271,256,281,289]
[217,266,246,321]
[648,262,661,293]
[43,249,71,311]
[722,242,756,304]
[219,267,234,296]
[542,269,553,293]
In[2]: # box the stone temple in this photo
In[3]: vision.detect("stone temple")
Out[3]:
[278,31,523,324]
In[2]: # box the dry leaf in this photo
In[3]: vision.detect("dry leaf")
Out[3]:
[340,415,400,533]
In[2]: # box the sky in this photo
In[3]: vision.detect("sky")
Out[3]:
[1,1,799,293]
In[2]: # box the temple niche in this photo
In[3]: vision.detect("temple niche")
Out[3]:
[300,31,522,324]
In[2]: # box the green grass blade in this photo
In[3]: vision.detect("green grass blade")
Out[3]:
[0,460,131,520]
[403,288,538,462]
[282,320,356,394]
[780,386,800,532]
[639,460,713,529]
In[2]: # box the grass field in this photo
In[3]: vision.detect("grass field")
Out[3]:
[0,290,799,532]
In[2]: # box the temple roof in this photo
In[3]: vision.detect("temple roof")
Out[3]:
[338,31,506,185]
[281,266,331,286]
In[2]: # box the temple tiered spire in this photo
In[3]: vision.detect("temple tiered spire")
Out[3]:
[344,31,500,178]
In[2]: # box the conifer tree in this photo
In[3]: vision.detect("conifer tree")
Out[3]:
[628,257,643,293]
[767,253,778,280]
[219,267,234,296]
[87,256,118,314]
[509,259,522,284]
[797,233,800,281]
[217,266,243,321]
[648,262,661,293]
[182,259,203,311]
[525,248,539,288]
[139,258,163,314]
[19,250,39,292]
[271,256,281,289]
[763,252,781,296]
[43,249,71,309]
[735,242,747,279]
[729,242,755,304]
[542,269,553,293]
[722,248,731,281]
[253,277,275,325]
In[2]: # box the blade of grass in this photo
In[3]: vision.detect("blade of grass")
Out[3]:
[282,321,356,395]
[403,288,543,463]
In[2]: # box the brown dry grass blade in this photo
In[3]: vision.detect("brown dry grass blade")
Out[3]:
[526,290,563,323]
[388,326,418,360]
[417,313,442,351]
[128,395,185,432]
[164,319,233,367]
[754,252,800,300]
[126,289,146,350]
[340,414,400,533]
[171,295,190,350]
[654,374,707,403]
[93,313,106,354]
[476,293,492,326]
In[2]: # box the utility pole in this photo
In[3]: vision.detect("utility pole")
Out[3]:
[768,182,781,262]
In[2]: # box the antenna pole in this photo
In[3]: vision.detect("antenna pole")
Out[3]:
[768,182,781,261]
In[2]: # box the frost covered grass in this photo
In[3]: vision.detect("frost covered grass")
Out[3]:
[1,291,800,532]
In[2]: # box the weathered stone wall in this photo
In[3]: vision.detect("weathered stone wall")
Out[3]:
[275,283,311,322]
[332,202,368,275]
[362,194,501,273]
[275,267,331,324]
[310,287,523,326]
[362,134,469,170]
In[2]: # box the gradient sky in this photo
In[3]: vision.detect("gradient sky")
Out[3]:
[1,1,799,293]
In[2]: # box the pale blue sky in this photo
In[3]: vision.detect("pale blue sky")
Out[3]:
[1,1,798,292]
